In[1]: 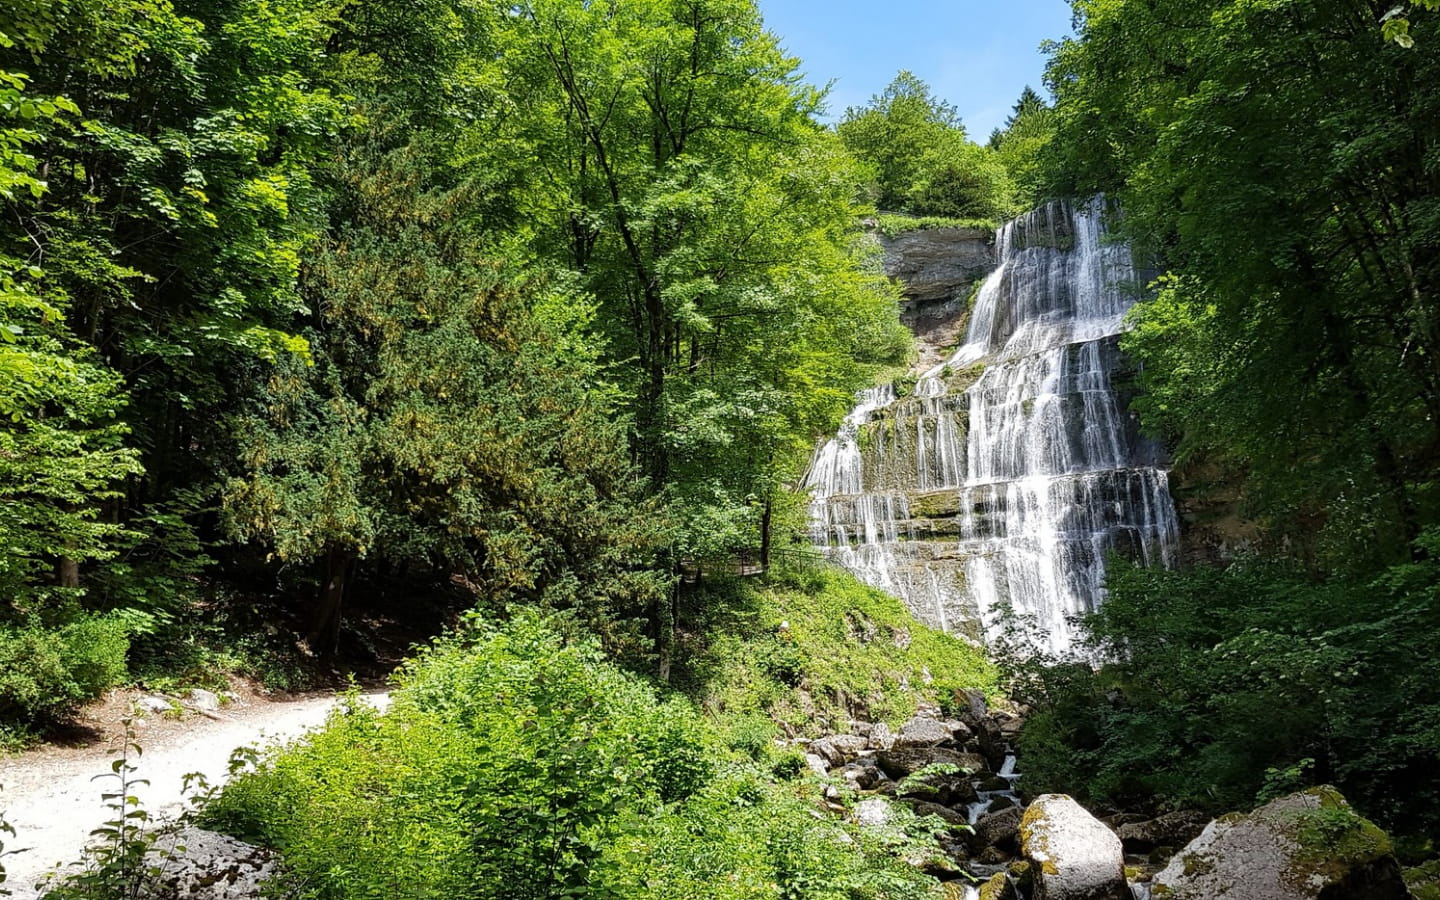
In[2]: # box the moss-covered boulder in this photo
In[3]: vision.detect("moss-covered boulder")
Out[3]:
[1152,787,1410,899]
[1405,859,1440,900]
[1019,794,1130,900]
[980,871,1019,900]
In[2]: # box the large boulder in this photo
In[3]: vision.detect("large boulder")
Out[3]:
[946,719,975,744]
[903,799,971,830]
[1152,787,1411,900]
[804,753,830,777]
[147,827,277,899]
[893,716,953,749]
[827,733,870,759]
[808,737,846,768]
[875,747,984,780]
[28,827,276,900]
[971,805,1025,855]
[898,771,979,807]
[840,762,884,791]
[854,798,894,829]
[1116,810,1210,854]
[1020,794,1130,900]
[974,717,1009,771]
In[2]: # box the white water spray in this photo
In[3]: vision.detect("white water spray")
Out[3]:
[805,199,1179,652]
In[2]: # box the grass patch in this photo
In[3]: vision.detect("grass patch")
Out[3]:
[874,214,997,238]
[676,565,996,735]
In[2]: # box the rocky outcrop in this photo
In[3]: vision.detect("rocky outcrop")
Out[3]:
[803,703,1032,894]
[894,715,953,748]
[872,223,995,372]
[1152,787,1411,900]
[1020,794,1130,900]
[878,225,994,304]
[876,747,984,780]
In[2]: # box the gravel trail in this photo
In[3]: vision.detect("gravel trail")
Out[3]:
[0,689,391,897]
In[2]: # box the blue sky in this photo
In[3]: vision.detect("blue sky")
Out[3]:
[757,0,1074,138]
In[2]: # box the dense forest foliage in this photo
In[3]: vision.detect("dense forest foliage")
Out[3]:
[9,0,1440,890]
[1005,0,1440,849]
[0,0,1047,740]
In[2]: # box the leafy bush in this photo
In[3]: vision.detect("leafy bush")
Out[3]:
[1012,544,1440,838]
[205,610,946,898]
[206,613,707,897]
[0,614,128,729]
[597,768,936,900]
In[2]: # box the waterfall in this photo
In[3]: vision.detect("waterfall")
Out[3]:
[804,199,1179,652]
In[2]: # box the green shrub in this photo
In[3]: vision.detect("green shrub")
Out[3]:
[596,768,936,900]
[874,214,997,237]
[1013,546,1440,838]
[205,610,945,899]
[204,614,713,898]
[0,615,129,728]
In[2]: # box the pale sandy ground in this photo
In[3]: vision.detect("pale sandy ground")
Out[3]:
[0,689,391,897]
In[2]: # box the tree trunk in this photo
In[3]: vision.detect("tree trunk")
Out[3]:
[657,582,677,683]
[57,556,80,588]
[310,546,355,657]
[759,498,772,572]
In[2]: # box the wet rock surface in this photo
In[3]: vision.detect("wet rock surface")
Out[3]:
[804,701,1029,894]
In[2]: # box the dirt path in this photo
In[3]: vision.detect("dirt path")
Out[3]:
[0,689,391,897]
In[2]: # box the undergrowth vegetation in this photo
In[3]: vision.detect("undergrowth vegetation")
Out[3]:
[0,615,128,744]
[1009,545,1440,844]
[873,215,998,238]
[199,569,992,898]
[680,567,995,735]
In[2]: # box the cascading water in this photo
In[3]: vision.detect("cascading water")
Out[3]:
[805,199,1180,652]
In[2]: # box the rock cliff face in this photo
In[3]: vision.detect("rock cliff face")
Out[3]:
[873,224,995,371]
[879,225,995,304]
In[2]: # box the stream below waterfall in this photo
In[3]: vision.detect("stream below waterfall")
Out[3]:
[806,199,1180,652]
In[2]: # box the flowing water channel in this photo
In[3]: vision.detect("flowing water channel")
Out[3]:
[805,199,1180,652]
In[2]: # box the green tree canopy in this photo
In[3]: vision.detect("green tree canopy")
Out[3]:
[838,70,1015,219]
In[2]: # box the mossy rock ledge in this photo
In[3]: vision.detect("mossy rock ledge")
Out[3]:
[1152,787,1411,899]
